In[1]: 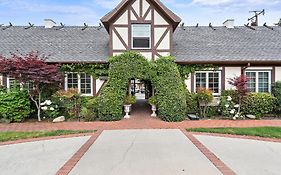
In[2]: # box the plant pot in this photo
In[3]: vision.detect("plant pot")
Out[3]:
[151,105,157,117]
[124,104,132,119]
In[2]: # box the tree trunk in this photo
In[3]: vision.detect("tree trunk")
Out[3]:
[37,91,42,121]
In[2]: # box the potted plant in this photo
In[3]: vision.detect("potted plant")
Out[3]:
[148,96,157,117]
[123,95,136,119]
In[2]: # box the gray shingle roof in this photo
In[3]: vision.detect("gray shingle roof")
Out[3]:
[1,25,281,64]
[173,26,281,63]
[0,26,109,63]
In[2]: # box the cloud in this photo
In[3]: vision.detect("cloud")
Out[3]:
[94,0,120,9]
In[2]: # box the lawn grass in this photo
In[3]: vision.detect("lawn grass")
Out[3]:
[0,130,95,142]
[187,127,281,139]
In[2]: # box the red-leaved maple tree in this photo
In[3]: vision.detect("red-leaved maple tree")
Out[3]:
[228,75,249,115]
[0,52,63,121]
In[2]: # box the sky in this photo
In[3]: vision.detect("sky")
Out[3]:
[0,0,281,26]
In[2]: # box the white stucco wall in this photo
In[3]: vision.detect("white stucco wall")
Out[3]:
[115,27,128,46]
[112,31,126,50]
[275,67,281,81]
[96,79,105,94]
[154,10,168,25]
[225,67,241,90]
[185,75,192,92]
[114,10,128,25]
[157,31,170,50]
[140,52,152,61]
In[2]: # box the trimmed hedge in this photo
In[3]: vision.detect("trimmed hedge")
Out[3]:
[98,52,187,122]
[152,57,187,121]
[0,89,31,122]
[242,93,276,117]
[272,81,281,114]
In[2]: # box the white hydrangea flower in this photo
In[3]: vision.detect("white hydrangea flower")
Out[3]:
[233,116,237,120]
[40,102,46,106]
[45,100,52,106]
[50,107,55,111]
[225,104,230,108]
[227,96,232,101]
[41,106,48,111]
[230,109,235,114]
[234,104,239,108]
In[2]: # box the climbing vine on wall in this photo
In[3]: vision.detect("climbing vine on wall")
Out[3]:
[177,64,218,78]
[59,63,109,78]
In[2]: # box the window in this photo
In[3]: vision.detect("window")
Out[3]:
[246,71,271,93]
[65,73,92,96]
[195,71,221,95]
[7,77,34,91]
[132,24,151,49]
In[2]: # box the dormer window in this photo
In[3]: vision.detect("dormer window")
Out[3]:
[132,24,151,49]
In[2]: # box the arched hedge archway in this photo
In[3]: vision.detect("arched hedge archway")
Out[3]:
[98,51,187,122]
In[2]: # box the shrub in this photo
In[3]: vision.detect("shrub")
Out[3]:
[54,88,81,118]
[40,99,60,119]
[124,95,136,105]
[196,88,213,118]
[186,91,198,114]
[152,57,187,122]
[81,97,99,121]
[219,95,241,119]
[148,96,157,106]
[0,89,31,122]
[221,90,239,103]
[242,93,276,118]
[272,81,281,114]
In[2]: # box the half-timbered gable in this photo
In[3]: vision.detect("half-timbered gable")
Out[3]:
[101,0,181,60]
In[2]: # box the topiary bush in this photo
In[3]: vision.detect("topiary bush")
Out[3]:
[242,93,276,118]
[0,88,31,122]
[272,81,281,114]
[152,57,187,121]
[98,52,187,122]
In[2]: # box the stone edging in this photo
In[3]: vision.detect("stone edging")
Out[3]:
[0,133,95,146]
[55,130,103,175]
[181,129,236,175]
[189,132,281,143]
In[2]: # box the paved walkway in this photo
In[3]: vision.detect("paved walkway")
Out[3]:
[1,100,281,132]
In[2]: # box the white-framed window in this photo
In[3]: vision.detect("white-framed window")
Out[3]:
[7,77,34,91]
[246,71,271,93]
[195,71,221,95]
[132,24,151,49]
[65,73,93,96]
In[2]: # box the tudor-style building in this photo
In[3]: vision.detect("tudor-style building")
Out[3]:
[0,0,281,96]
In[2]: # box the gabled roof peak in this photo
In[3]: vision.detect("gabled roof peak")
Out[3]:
[101,0,181,32]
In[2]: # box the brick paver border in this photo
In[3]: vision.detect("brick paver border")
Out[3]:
[181,129,236,175]
[55,130,103,175]
[190,132,281,143]
[0,133,95,146]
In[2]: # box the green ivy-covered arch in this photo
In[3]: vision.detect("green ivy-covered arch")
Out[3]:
[98,51,187,122]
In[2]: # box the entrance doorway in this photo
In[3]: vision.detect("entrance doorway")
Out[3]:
[129,79,153,100]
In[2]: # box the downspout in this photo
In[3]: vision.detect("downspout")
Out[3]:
[241,63,251,75]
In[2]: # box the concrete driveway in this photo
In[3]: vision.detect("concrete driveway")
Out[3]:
[0,136,90,175]
[1,129,281,175]
[69,129,221,175]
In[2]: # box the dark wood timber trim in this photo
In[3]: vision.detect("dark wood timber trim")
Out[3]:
[113,24,128,28]
[93,78,96,96]
[191,73,195,93]
[131,7,140,20]
[221,67,226,91]
[96,80,107,96]
[140,0,143,18]
[109,23,113,56]
[112,27,129,49]
[142,7,151,20]
[272,66,276,83]
[2,75,7,88]
[154,25,170,27]
[177,61,281,66]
